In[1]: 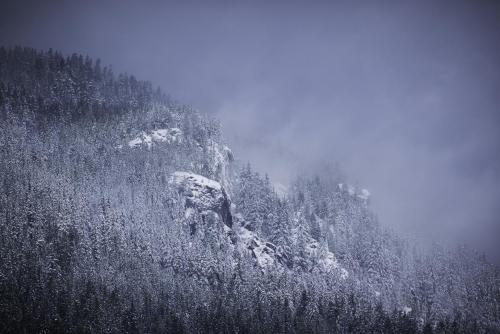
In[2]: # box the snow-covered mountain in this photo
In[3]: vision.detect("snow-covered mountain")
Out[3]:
[0,47,498,333]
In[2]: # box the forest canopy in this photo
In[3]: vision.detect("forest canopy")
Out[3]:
[0,47,498,334]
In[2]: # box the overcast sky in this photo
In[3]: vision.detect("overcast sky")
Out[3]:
[1,0,500,263]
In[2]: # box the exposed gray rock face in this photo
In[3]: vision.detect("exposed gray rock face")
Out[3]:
[170,172,232,228]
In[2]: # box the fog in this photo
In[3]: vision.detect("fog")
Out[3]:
[1,0,500,262]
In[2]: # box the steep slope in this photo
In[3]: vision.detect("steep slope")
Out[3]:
[0,47,498,333]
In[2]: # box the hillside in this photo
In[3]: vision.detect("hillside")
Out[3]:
[0,47,498,333]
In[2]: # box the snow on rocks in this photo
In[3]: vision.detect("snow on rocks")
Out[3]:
[126,127,234,196]
[170,172,349,277]
[128,128,183,148]
[303,235,348,278]
[229,212,291,269]
[169,176,289,269]
[170,172,232,227]
[236,226,279,268]
[235,222,347,277]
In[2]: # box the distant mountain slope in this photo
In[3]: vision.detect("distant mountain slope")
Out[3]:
[0,47,498,333]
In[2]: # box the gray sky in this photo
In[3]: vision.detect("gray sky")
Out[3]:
[1,0,500,262]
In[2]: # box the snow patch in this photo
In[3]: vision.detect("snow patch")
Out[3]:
[128,128,183,148]
[236,226,277,268]
[172,171,222,192]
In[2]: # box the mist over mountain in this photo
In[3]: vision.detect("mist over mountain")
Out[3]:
[2,0,499,265]
[0,47,498,333]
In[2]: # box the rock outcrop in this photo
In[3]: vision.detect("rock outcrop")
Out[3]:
[170,171,348,278]
[233,214,291,268]
[170,171,232,228]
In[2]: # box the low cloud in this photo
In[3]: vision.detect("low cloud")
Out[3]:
[1,0,499,262]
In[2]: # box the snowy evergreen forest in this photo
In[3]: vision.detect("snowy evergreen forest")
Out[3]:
[0,47,499,333]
